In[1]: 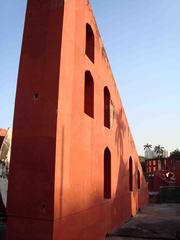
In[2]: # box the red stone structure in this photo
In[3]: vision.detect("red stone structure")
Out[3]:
[0,129,7,148]
[6,1,148,239]
[146,158,180,192]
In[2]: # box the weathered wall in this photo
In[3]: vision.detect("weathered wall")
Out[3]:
[7,0,148,239]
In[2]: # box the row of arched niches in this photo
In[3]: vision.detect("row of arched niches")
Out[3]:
[85,23,112,129]
[85,24,140,199]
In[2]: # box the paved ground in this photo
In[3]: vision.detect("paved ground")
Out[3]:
[0,223,5,240]
[1,204,180,239]
[107,204,180,240]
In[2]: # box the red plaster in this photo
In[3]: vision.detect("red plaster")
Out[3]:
[0,128,7,148]
[7,0,148,239]
[146,158,180,192]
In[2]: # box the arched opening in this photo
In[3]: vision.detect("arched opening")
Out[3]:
[104,87,110,128]
[137,170,140,189]
[85,23,95,63]
[129,157,133,191]
[104,147,111,199]
[84,71,94,118]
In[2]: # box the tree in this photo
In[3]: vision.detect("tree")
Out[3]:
[143,143,152,151]
[139,156,147,177]
[154,145,164,158]
[170,149,180,159]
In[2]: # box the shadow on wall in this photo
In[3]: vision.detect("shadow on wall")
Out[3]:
[112,107,148,232]
[115,109,126,156]
[59,126,64,218]
[56,106,148,238]
[55,107,133,238]
[112,108,132,230]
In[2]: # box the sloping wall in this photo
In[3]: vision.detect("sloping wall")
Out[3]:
[7,0,148,239]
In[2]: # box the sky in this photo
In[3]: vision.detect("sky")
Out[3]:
[0,0,180,156]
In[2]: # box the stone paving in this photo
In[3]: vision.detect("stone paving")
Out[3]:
[107,204,180,240]
[1,204,180,240]
[0,223,5,240]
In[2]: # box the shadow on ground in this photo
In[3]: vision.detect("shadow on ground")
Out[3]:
[107,204,180,240]
[0,223,6,240]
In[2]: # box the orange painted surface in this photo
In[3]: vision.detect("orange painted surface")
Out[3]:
[0,128,7,148]
[0,129,6,137]
[6,0,148,239]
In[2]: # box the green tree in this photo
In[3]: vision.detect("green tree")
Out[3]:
[139,156,147,177]
[170,149,180,159]
[154,145,164,158]
[143,143,152,151]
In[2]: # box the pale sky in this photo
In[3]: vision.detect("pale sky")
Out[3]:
[0,0,180,155]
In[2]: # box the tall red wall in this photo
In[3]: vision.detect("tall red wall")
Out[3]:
[7,0,148,239]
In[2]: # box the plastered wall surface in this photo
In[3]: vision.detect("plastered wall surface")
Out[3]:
[6,1,148,239]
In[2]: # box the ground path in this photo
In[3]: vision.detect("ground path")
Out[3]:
[1,204,180,239]
[107,204,180,240]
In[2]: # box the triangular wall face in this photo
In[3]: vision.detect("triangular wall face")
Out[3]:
[7,0,148,239]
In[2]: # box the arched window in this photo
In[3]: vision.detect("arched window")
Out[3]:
[129,157,133,191]
[85,23,95,63]
[84,71,94,118]
[104,147,111,199]
[104,87,110,128]
[137,170,140,189]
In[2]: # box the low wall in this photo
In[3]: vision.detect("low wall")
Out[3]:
[160,186,180,203]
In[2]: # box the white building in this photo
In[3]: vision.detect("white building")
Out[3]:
[145,148,168,159]
[0,127,12,206]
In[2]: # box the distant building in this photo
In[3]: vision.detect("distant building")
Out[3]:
[145,149,154,159]
[0,127,12,206]
[146,157,180,192]
[145,149,168,159]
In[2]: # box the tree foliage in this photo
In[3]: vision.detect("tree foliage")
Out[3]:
[154,145,164,158]
[143,143,152,151]
[170,149,180,159]
[139,156,147,177]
